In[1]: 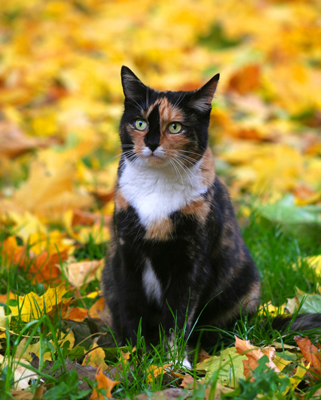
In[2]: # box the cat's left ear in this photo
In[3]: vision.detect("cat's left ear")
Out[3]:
[189,73,220,113]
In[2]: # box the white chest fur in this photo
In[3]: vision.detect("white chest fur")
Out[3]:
[119,158,206,227]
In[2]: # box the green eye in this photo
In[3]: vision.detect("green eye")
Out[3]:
[168,122,182,134]
[135,119,148,131]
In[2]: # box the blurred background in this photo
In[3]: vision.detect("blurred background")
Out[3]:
[0,0,320,249]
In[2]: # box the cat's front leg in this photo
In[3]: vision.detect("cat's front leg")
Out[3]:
[161,281,201,367]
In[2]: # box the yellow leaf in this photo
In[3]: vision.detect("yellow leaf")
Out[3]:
[82,343,108,371]
[12,160,93,221]
[274,356,292,372]
[10,285,71,322]
[15,331,74,362]
[259,303,286,316]
[146,363,172,383]
[15,338,52,362]
[287,362,309,393]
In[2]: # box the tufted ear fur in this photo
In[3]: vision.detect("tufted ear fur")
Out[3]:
[121,66,148,100]
[188,73,220,113]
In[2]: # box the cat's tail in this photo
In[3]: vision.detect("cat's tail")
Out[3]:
[271,313,321,332]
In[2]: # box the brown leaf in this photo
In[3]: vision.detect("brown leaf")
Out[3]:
[66,307,88,322]
[235,336,280,379]
[0,121,57,159]
[197,348,211,364]
[227,65,261,95]
[294,336,321,376]
[71,209,111,227]
[10,391,34,400]
[179,374,195,389]
[26,250,69,284]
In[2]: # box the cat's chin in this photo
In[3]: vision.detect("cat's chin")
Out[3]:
[144,155,168,168]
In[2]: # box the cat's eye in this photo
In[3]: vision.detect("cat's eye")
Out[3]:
[135,119,148,131]
[167,122,182,134]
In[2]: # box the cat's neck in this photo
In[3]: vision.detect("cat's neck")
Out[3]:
[118,147,215,227]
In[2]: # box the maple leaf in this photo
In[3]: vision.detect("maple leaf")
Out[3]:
[235,336,280,380]
[90,369,120,400]
[64,259,104,288]
[65,307,88,322]
[146,363,172,383]
[82,343,108,371]
[88,297,106,319]
[294,336,321,377]
[9,285,72,322]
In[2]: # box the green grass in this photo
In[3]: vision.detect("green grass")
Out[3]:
[0,210,321,399]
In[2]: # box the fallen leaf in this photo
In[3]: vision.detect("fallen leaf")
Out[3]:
[196,346,246,387]
[294,336,321,376]
[10,391,34,400]
[88,297,106,319]
[71,209,111,227]
[64,259,104,288]
[26,249,69,284]
[282,361,310,394]
[227,64,261,95]
[12,160,93,220]
[146,363,172,383]
[197,348,211,364]
[82,343,108,371]
[10,285,72,322]
[179,374,194,388]
[0,354,37,390]
[66,307,88,322]
[15,331,74,362]
[235,336,280,380]
[90,369,120,400]
[0,120,56,158]
[15,338,53,362]
[0,292,16,303]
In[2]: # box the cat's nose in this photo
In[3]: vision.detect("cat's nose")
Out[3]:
[148,143,158,152]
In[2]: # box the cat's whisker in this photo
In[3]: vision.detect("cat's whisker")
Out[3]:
[171,157,196,186]
[172,91,186,109]
[168,158,184,185]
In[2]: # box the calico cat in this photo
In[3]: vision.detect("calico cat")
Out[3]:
[102,66,262,350]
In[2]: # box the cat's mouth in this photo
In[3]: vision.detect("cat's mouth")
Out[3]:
[147,154,166,166]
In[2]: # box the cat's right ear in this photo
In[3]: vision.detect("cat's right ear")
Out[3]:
[121,66,147,100]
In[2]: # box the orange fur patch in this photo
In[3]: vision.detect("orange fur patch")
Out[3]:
[115,189,129,211]
[181,197,210,224]
[200,147,215,187]
[144,218,174,241]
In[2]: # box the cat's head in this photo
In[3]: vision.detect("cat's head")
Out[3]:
[119,66,219,168]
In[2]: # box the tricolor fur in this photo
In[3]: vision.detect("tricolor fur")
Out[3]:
[102,66,261,348]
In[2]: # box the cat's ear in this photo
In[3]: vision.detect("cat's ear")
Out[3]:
[121,66,147,100]
[189,73,220,113]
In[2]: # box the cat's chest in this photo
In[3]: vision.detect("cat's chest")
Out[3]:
[118,160,206,228]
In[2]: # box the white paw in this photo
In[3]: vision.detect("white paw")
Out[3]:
[182,357,192,369]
